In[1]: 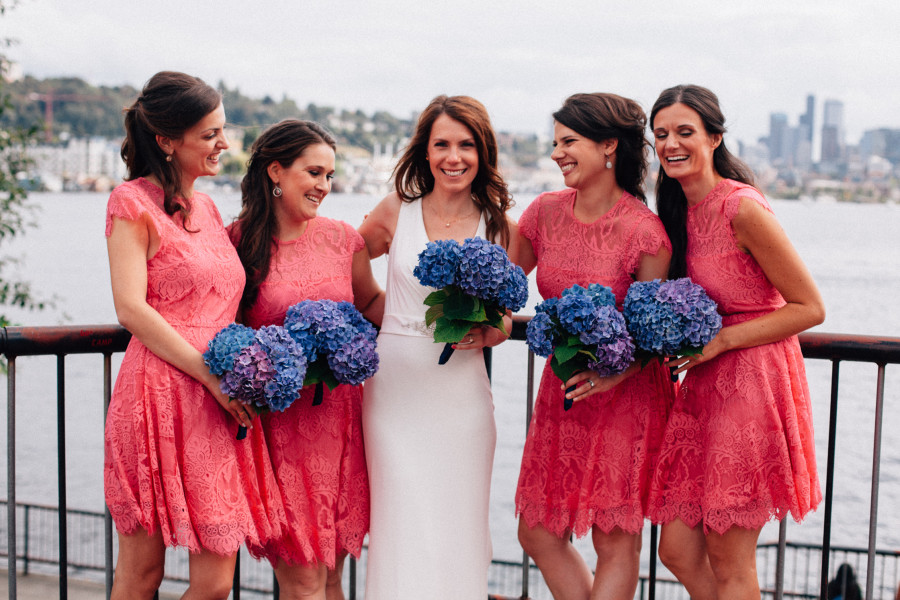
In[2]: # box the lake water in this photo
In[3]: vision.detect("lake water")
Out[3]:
[1,189,899,565]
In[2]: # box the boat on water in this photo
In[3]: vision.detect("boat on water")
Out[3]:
[3,321,900,600]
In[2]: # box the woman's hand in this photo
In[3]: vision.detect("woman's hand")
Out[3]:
[453,318,512,351]
[205,376,257,428]
[562,364,637,403]
[668,328,732,375]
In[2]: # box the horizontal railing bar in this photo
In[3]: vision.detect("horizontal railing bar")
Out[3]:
[4,322,900,365]
[511,316,900,365]
[1,325,131,358]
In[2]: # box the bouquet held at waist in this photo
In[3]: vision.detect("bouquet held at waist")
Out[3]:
[203,300,379,438]
[413,237,529,364]
[526,283,634,409]
[623,277,722,363]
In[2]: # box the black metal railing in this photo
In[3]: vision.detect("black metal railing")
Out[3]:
[3,321,900,599]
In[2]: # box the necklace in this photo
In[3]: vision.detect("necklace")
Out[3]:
[429,199,479,228]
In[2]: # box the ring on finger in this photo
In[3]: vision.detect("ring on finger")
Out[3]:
[588,379,595,389]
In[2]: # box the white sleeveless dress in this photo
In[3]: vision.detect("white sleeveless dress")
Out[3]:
[362,200,496,599]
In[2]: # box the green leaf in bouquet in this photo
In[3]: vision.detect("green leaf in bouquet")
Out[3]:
[425,303,444,326]
[550,353,585,383]
[423,288,450,307]
[432,316,475,343]
[483,305,508,334]
[444,292,486,322]
[552,335,582,364]
[303,358,340,390]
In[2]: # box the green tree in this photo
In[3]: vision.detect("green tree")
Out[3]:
[1,0,47,328]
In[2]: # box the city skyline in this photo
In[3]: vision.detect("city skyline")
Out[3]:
[4,0,900,148]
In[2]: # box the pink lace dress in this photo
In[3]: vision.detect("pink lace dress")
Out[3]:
[648,179,821,534]
[236,216,370,568]
[104,178,285,555]
[515,188,675,537]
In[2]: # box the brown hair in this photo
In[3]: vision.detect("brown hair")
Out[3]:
[393,95,513,247]
[553,92,649,202]
[121,71,222,223]
[650,84,756,278]
[232,119,336,313]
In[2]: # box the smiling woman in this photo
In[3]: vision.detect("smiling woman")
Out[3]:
[104,71,285,600]
[357,94,516,600]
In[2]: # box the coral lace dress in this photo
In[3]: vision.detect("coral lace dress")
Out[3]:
[648,179,821,534]
[104,178,284,555]
[515,188,675,537]
[237,216,370,567]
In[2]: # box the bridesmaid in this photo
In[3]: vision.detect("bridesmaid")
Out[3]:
[358,95,516,599]
[648,84,824,600]
[514,93,674,600]
[104,71,283,600]
[229,120,383,600]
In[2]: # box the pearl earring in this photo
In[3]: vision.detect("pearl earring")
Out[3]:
[605,155,612,169]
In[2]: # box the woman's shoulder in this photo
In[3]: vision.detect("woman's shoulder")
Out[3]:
[719,179,772,219]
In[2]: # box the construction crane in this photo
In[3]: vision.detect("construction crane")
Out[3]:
[27,91,106,142]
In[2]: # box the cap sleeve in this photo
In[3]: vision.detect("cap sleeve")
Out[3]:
[342,220,366,253]
[105,183,151,237]
[724,182,772,222]
[623,211,672,276]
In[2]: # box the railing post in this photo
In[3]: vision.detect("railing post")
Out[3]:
[348,556,356,600]
[820,360,841,600]
[23,503,29,575]
[7,355,17,600]
[864,364,886,600]
[232,552,240,600]
[648,524,657,600]
[521,350,536,600]
[775,518,786,600]
[57,354,69,600]
[104,352,114,600]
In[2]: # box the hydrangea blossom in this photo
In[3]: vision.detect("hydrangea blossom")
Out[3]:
[203,323,256,375]
[216,325,307,413]
[624,278,722,356]
[413,239,462,288]
[283,299,380,389]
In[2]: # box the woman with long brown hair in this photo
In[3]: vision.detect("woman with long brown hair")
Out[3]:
[104,71,283,599]
[230,119,382,600]
[648,84,824,600]
[358,95,516,599]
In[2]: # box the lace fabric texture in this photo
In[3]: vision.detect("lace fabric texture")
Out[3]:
[103,178,285,555]
[238,216,370,567]
[648,179,821,534]
[515,188,675,537]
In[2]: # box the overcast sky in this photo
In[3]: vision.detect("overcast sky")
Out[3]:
[5,0,899,148]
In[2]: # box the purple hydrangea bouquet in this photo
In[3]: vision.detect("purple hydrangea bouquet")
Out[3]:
[623,278,722,367]
[413,237,529,365]
[283,299,379,404]
[204,323,308,439]
[525,283,635,410]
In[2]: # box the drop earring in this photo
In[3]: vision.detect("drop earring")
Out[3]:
[605,155,612,169]
[273,185,283,198]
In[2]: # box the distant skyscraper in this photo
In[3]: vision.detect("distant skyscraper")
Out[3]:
[768,112,789,163]
[821,99,844,163]
[799,94,815,143]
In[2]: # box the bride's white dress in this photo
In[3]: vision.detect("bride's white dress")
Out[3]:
[362,199,496,599]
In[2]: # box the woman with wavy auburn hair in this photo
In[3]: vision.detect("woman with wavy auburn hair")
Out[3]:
[358,94,517,599]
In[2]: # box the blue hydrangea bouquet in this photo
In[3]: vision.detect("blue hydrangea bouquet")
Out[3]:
[283,299,380,404]
[525,283,634,410]
[623,278,722,367]
[413,237,529,364]
[204,323,308,439]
